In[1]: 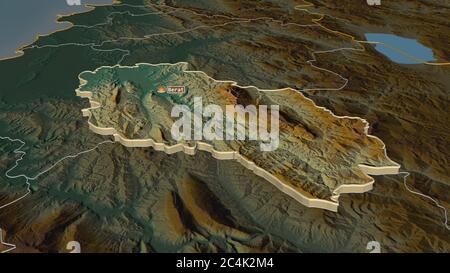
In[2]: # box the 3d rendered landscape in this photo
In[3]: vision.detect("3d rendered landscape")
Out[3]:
[0,0,449,253]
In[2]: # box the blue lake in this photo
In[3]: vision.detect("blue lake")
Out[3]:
[0,0,112,59]
[364,33,436,64]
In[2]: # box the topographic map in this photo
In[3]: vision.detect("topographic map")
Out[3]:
[0,0,449,254]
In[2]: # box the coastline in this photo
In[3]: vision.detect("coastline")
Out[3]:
[0,0,116,62]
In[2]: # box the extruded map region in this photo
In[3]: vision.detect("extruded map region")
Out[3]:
[76,62,399,211]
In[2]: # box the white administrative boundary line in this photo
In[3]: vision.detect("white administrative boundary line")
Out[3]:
[11,2,358,90]
[0,1,118,62]
[76,62,401,212]
[293,1,450,230]
[400,172,450,231]
[0,228,15,253]
[2,1,447,85]
[294,1,450,66]
[0,136,114,252]
[0,137,31,210]
[0,1,447,247]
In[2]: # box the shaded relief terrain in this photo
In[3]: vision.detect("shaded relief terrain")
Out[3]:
[0,0,448,252]
[77,62,397,208]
